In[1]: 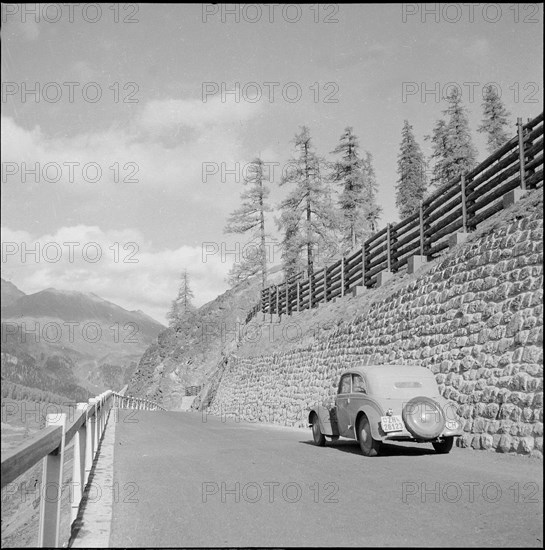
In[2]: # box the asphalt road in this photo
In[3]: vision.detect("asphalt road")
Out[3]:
[109,410,543,547]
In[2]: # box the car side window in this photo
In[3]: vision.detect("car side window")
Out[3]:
[338,374,351,394]
[352,374,367,394]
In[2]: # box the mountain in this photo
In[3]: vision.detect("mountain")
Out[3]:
[1,278,25,306]
[1,280,165,399]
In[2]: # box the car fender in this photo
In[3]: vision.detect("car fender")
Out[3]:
[308,406,339,437]
[354,404,384,441]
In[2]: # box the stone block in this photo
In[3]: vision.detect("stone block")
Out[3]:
[449,232,469,248]
[352,285,366,297]
[407,255,428,274]
[503,188,525,208]
[376,270,393,287]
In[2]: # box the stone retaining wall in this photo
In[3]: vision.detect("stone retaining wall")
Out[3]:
[208,193,543,456]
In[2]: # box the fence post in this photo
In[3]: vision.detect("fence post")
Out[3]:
[517,117,526,191]
[285,281,289,315]
[340,256,345,297]
[71,403,88,523]
[38,413,66,548]
[275,286,280,318]
[390,224,398,272]
[386,224,392,272]
[419,201,425,256]
[362,244,366,288]
[323,267,328,303]
[296,281,301,312]
[461,174,468,233]
[308,271,314,309]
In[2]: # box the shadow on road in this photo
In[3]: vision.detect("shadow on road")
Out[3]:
[299,439,436,457]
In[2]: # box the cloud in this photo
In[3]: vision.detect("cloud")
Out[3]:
[0,105,254,202]
[1,224,233,324]
[137,95,261,135]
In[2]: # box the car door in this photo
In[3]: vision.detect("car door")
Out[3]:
[350,374,369,435]
[336,373,353,438]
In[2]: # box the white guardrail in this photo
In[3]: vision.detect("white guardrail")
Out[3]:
[1,386,165,547]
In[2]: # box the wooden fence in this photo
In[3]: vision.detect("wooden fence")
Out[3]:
[251,112,543,320]
[1,388,164,547]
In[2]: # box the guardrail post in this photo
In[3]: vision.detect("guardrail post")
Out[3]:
[38,413,66,548]
[85,399,96,483]
[98,395,103,436]
[71,403,87,523]
[517,117,526,191]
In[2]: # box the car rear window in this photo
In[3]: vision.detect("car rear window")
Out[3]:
[394,381,422,388]
[371,375,439,397]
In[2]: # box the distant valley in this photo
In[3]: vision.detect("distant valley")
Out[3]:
[1,278,165,401]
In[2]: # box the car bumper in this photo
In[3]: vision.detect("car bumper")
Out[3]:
[381,425,463,441]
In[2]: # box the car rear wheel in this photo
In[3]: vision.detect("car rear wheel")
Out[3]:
[432,437,454,454]
[357,416,381,457]
[311,413,326,446]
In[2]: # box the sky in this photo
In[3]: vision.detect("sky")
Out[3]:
[1,3,543,324]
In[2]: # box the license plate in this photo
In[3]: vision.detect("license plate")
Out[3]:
[381,415,404,433]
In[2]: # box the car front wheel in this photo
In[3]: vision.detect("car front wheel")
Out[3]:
[432,437,454,454]
[311,413,326,446]
[357,416,381,457]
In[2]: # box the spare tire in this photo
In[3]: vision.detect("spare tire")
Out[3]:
[402,396,445,440]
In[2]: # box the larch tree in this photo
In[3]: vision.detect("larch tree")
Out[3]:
[167,269,195,327]
[478,85,511,154]
[224,157,271,289]
[277,126,336,278]
[395,120,427,219]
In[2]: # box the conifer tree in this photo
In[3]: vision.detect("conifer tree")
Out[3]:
[224,157,271,288]
[478,85,511,154]
[330,127,367,250]
[395,120,427,219]
[278,126,335,277]
[427,88,478,187]
[361,151,382,232]
[167,269,195,327]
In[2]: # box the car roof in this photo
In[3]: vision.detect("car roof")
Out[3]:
[342,364,434,381]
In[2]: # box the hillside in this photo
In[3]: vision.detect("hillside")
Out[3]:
[1,280,165,399]
[1,279,25,306]
[127,267,284,409]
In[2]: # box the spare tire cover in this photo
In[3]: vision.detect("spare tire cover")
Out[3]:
[402,396,445,439]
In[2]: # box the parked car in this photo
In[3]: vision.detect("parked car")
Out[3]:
[308,365,463,456]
